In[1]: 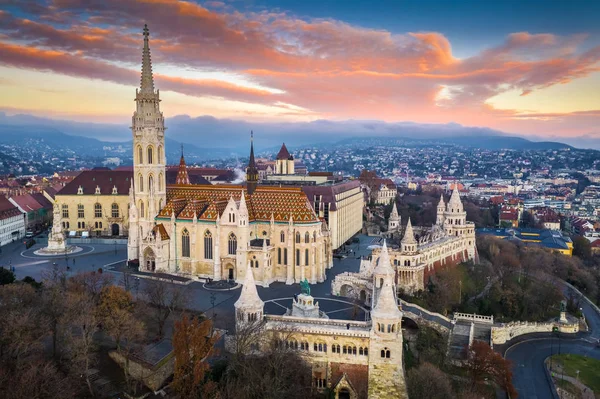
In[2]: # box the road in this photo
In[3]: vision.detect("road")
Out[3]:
[505,277,600,398]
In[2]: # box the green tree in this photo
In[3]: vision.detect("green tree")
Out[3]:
[0,267,15,285]
[573,236,592,261]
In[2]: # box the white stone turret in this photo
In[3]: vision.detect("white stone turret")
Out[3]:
[444,186,467,236]
[401,218,417,253]
[235,261,264,328]
[436,194,445,226]
[388,201,400,232]
[373,240,395,297]
[447,186,463,213]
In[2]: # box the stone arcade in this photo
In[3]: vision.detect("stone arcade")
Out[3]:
[333,189,477,298]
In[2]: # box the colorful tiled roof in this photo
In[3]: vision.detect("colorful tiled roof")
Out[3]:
[276,143,292,160]
[160,185,318,223]
[152,223,170,240]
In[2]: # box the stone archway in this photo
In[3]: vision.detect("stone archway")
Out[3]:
[359,290,367,303]
[144,247,156,271]
[340,284,352,297]
[225,263,235,280]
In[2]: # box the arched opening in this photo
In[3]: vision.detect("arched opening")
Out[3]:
[144,247,156,271]
[147,145,154,164]
[111,223,119,236]
[181,229,190,257]
[137,145,143,164]
[157,145,163,164]
[148,174,154,193]
[204,230,213,259]
[359,290,366,303]
[226,264,235,280]
[228,232,237,255]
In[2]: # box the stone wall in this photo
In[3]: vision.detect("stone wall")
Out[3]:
[491,320,579,345]
[109,350,174,391]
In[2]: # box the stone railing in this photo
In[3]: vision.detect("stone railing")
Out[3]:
[491,320,579,345]
[400,300,452,323]
[453,313,494,325]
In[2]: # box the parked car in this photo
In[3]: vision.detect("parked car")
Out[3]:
[25,231,33,239]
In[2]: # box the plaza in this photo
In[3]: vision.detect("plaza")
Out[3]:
[1,234,372,331]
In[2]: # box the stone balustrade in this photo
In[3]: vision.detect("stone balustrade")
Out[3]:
[453,312,494,324]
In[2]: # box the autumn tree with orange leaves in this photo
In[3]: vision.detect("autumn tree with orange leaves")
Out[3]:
[464,341,517,397]
[172,314,219,399]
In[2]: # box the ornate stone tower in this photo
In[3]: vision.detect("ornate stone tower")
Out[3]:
[401,218,417,253]
[246,132,259,195]
[436,193,445,226]
[275,143,294,175]
[388,201,400,233]
[234,261,264,330]
[369,240,408,398]
[444,187,467,236]
[131,24,166,249]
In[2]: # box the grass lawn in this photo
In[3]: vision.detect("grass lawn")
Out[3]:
[550,354,600,393]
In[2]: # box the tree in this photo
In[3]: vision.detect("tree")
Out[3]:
[172,314,219,399]
[0,267,15,285]
[40,265,70,359]
[464,341,517,397]
[97,286,144,392]
[143,278,188,338]
[573,236,592,261]
[407,362,453,399]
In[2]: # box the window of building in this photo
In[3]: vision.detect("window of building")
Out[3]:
[305,232,310,243]
[280,231,285,243]
[158,145,163,164]
[148,175,154,193]
[158,173,163,191]
[296,249,300,266]
[284,248,288,265]
[305,249,309,266]
[140,201,145,219]
[94,203,102,218]
[278,248,282,264]
[147,146,153,164]
[182,229,190,257]
[77,204,84,219]
[228,233,237,255]
[380,348,391,358]
[138,174,144,192]
[111,203,119,218]
[295,232,300,243]
[323,202,329,225]
[62,204,69,218]
[204,231,213,259]
[313,231,317,242]
[137,145,143,164]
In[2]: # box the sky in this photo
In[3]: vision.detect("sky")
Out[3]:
[0,0,599,142]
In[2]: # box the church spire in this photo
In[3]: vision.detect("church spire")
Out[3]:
[246,131,259,195]
[140,24,155,94]
[373,240,395,277]
[175,145,190,185]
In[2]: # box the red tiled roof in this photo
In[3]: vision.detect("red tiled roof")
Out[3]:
[0,197,22,221]
[9,194,44,212]
[160,184,318,223]
[57,170,132,196]
[152,224,170,240]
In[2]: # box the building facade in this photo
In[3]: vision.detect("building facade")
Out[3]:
[229,242,408,399]
[333,189,477,296]
[126,26,333,286]
[55,170,132,237]
[0,197,26,246]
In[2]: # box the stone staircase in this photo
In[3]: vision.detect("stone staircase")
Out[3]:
[447,321,471,360]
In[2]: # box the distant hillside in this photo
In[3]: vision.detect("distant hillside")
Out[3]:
[336,135,572,151]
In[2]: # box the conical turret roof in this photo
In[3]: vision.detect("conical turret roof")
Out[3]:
[390,201,399,220]
[235,261,263,310]
[276,143,292,160]
[448,186,463,211]
[402,218,416,244]
[175,146,190,185]
[438,193,445,207]
[371,277,403,320]
[373,240,395,277]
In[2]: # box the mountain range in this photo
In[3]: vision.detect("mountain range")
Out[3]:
[0,112,589,162]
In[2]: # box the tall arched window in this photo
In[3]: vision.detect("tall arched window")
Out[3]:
[305,232,310,243]
[204,230,213,259]
[111,203,119,218]
[94,203,102,218]
[280,231,285,243]
[296,249,300,266]
[305,249,309,265]
[158,145,163,164]
[147,146,154,164]
[137,145,143,164]
[278,248,282,264]
[313,231,317,242]
[181,229,190,257]
[295,232,300,243]
[140,201,145,218]
[284,248,288,265]
[158,173,163,191]
[138,174,144,192]
[148,175,154,193]
[228,233,237,255]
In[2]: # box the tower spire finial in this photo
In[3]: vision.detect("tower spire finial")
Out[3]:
[140,24,155,94]
[246,130,258,195]
[181,143,184,158]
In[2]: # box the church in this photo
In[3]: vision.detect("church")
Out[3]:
[333,188,477,298]
[126,26,333,285]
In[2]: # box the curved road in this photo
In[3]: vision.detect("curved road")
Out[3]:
[505,279,600,398]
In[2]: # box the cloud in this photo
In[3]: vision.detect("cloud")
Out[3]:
[0,0,599,138]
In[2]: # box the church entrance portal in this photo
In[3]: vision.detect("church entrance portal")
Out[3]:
[228,268,234,280]
[111,223,119,236]
[144,248,156,272]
